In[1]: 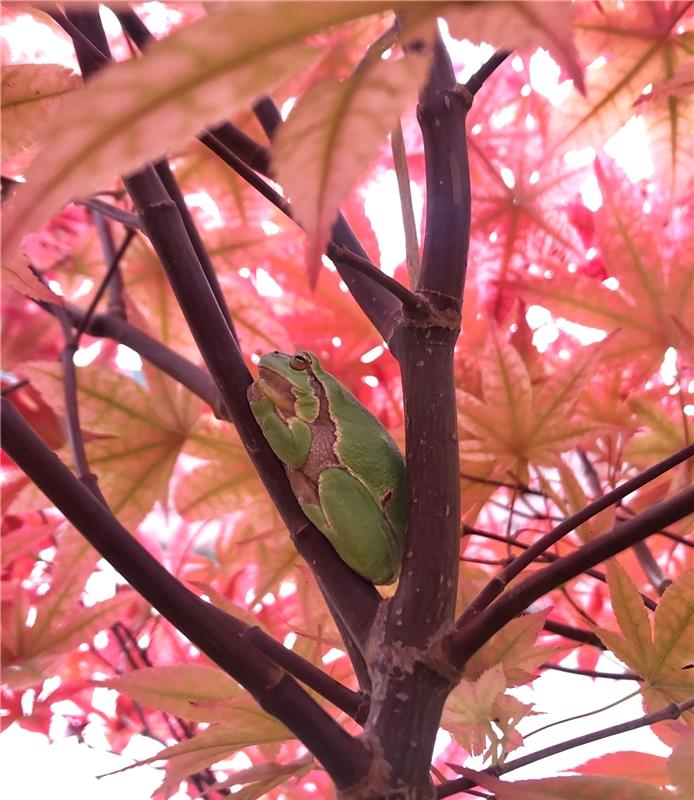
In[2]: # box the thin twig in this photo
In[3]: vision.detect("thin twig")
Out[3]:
[450,485,694,668]
[542,619,605,649]
[460,472,546,496]
[464,50,511,97]
[539,662,641,681]
[29,262,109,503]
[79,197,143,230]
[579,448,672,596]
[1,379,29,396]
[74,229,135,345]
[488,496,563,522]
[327,244,420,309]
[522,687,641,741]
[110,623,222,794]
[1,399,373,787]
[437,698,694,798]
[91,210,127,318]
[202,127,421,308]
[457,444,694,627]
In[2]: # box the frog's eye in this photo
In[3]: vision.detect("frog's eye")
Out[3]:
[290,354,310,371]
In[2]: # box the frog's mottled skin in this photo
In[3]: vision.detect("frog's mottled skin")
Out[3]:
[247,351,406,584]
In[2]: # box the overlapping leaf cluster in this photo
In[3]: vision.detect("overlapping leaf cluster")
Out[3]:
[1,2,692,798]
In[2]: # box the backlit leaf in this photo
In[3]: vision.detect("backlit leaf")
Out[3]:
[273,47,430,284]
[516,160,693,376]
[606,560,653,675]
[668,731,694,796]
[24,361,202,528]
[459,769,670,799]
[1,2,394,272]
[465,610,556,686]
[120,716,292,797]
[2,530,137,689]
[444,665,534,761]
[552,1,694,199]
[651,568,694,678]
[443,1,584,91]
[108,664,242,722]
[571,751,669,786]
[457,327,604,469]
[1,63,79,167]
[175,416,267,521]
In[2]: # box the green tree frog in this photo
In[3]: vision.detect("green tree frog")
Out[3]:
[247,351,407,584]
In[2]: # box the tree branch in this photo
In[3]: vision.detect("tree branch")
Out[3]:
[1,399,371,785]
[61,6,381,664]
[416,32,472,299]
[74,228,134,343]
[457,444,694,628]
[542,619,605,650]
[154,158,239,341]
[464,50,511,97]
[123,165,381,649]
[463,524,657,611]
[91,209,127,319]
[448,485,694,668]
[437,698,694,798]
[116,6,402,341]
[539,662,641,681]
[363,29,466,789]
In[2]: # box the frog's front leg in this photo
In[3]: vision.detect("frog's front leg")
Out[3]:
[248,396,311,469]
[312,467,402,585]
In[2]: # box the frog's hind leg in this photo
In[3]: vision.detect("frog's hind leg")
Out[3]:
[317,467,399,585]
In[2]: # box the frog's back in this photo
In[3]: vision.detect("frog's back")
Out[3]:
[313,362,406,523]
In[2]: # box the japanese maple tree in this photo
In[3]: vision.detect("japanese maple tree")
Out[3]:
[1,3,693,799]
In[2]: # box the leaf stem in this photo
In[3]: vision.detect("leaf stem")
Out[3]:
[390,118,420,285]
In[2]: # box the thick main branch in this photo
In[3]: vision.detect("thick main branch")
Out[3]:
[1,400,371,786]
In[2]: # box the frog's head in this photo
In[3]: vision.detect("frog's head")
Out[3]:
[256,351,320,421]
